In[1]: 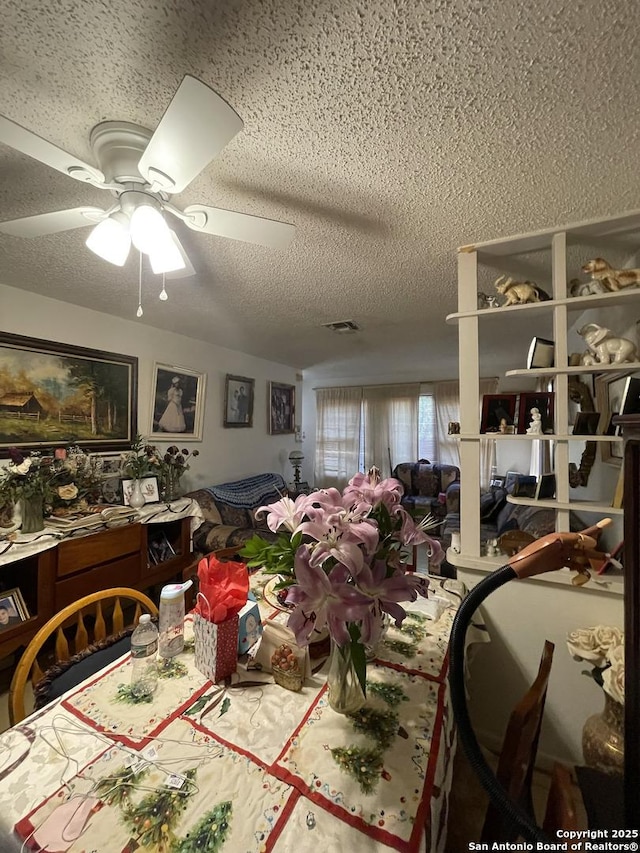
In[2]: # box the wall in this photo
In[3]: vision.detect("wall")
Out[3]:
[0,284,301,490]
[458,566,624,767]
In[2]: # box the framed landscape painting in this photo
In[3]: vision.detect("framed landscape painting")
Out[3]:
[150,362,206,441]
[0,332,137,456]
[268,381,295,435]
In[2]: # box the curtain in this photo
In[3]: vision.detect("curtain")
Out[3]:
[434,381,461,467]
[314,387,362,489]
[479,378,499,489]
[362,384,420,477]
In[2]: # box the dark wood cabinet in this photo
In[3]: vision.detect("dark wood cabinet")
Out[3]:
[0,517,192,661]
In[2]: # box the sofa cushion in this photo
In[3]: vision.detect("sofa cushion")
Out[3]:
[218,504,252,528]
[186,489,223,526]
[413,466,440,497]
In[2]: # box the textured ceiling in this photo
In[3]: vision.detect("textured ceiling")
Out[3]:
[1,0,639,379]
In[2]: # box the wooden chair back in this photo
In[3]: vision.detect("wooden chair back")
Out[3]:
[9,587,158,725]
[543,762,580,837]
[481,639,555,842]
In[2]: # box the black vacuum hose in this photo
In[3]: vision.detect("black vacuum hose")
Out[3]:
[448,564,551,843]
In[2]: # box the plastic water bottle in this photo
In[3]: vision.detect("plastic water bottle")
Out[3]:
[159,580,193,658]
[130,614,159,699]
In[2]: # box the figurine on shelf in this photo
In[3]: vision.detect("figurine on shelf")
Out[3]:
[569,277,604,298]
[526,408,543,435]
[494,276,551,306]
[582,257,640,292]
[578,323,638,366]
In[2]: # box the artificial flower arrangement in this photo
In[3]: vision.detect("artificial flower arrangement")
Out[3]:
[0,446,105,529]
[566,624,625,705]
[121,436,199,499]
[240,468,444,703]
[121,435,161,480]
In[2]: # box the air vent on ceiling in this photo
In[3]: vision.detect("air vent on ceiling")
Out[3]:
[322,320,360,334]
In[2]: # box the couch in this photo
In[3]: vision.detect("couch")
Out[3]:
[392,461,460,530]
[185,473,287,557]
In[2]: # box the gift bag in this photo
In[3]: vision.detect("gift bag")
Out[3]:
[193,611,239,683]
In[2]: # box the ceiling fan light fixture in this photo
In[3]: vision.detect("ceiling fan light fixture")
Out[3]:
[149,235,186,274]
[129,203,170,254]
[85,213,131,266]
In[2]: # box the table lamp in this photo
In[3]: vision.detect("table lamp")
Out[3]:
[289,450,304,488]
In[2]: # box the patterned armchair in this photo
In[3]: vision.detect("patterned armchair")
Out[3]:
[392,461,460,529]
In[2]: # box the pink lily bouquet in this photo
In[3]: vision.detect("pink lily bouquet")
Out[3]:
[241,468,444,696]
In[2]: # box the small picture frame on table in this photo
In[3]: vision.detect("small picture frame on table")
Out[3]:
[0,588,29,630]
[516,392,555,434]
[122,476,160,506]
[480,394,518,433]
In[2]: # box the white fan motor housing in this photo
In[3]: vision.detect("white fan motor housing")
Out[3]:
[89,121,152,186]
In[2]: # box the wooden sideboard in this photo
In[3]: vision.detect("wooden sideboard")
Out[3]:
[0,517,192,661]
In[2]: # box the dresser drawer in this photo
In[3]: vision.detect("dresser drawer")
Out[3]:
[54,554,142,610]
[56,524,142,579]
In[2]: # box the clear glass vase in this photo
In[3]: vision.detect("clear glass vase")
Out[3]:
[582,691,624,775]
[20,495,44,534]
[327,639,366,715]
[163,467,183,502]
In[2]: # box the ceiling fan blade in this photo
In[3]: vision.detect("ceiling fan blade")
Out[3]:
[183,204,296,250]
[0,116,106,185]
[0,207,107,238]
[138,75,243,194]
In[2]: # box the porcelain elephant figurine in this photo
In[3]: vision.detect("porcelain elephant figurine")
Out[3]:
[578,323,637,365]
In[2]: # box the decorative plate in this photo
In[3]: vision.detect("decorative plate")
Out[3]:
[263,577,295,612]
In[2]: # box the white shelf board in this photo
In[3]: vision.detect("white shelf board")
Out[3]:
[446,549,624,597]
[456,208,640,257]
[446,287,640,324]
[458,433,623,442]
[505,362,640,378]
[506,496,624,514]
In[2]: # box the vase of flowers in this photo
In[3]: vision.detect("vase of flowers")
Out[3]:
[159,447,199,502]
[241,467,444,712]
[567,625,625,774]
[0,449,53,534]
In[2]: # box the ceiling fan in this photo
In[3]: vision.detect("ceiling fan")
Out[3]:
[0,75,296,277]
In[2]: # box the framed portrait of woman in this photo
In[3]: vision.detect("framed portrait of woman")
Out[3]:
[149,363,207,441]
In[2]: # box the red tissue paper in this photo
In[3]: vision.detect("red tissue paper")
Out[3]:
[194,554,249,624]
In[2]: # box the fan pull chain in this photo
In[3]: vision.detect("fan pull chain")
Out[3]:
[159,272,168,301]
[136,252,143,318]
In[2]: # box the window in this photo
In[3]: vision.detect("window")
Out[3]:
[418,393,437,461]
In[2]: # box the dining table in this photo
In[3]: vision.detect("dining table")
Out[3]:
[0,571,488,853]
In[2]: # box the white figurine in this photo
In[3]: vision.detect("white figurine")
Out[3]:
[526,407,543,435]
[578,323,637,365]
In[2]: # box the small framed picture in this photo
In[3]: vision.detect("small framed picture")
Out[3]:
[595,374,627,465]
[534,473,557,500]
[0,588,29,630]
[526,337,555,369]
[480,394,518,433]
[268,381,295,435]
[620,376,640,416]
[572,412,601,436]
[224,375,255,428]
[122,476,160,506]
[516,392,555,434]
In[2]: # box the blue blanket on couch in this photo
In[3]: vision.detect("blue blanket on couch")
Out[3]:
[205,473,287,509]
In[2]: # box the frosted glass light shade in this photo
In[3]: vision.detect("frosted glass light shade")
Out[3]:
[130,204,170,253]
[85,216,131,266]
[149,232,187,274]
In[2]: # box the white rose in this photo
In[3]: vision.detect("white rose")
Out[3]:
[57,484,79,501]
[9,458,32,476]
[593,625,623,655]
[602,645,624,705]
[566,627,608,667]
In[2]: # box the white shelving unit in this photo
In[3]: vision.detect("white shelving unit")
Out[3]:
[446,210,640,569]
